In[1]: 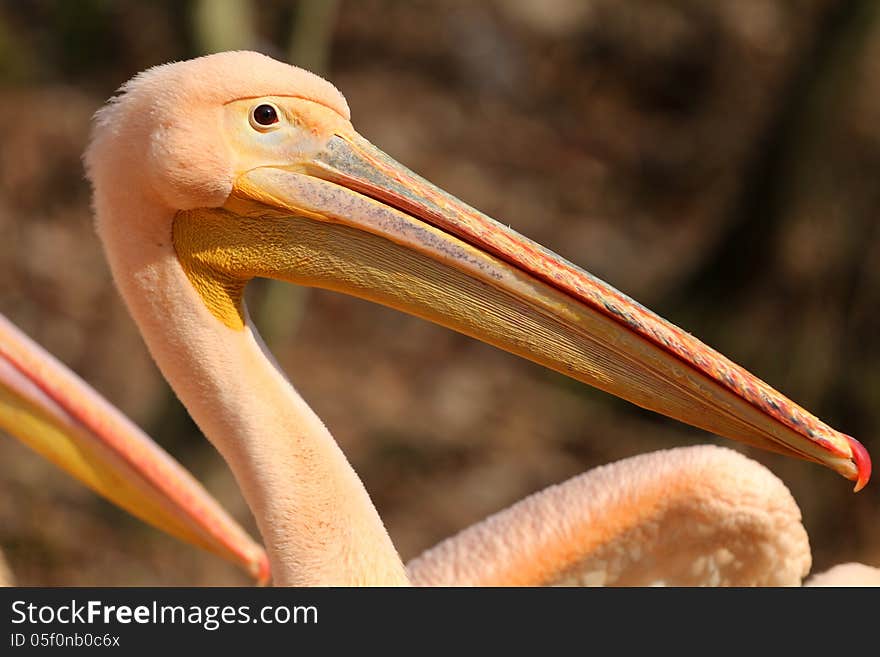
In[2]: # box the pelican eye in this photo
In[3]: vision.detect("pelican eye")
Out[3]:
[249,103,280,130]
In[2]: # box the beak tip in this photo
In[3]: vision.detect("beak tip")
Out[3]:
[251,551,271,586]
[846,434,871,492]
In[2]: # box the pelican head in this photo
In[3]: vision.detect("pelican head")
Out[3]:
[85,51,870,492]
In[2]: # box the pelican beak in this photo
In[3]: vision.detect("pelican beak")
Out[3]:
[173,125,870,492]
[0,314,269,582]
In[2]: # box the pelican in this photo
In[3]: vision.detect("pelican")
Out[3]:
[81,51,870,586]
[806,563,880,587]
[0,313,267,583]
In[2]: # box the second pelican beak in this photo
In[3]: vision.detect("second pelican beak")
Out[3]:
[0,314,268,582]
[172,127,870,491]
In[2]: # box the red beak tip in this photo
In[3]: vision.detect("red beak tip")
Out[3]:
[846,435,871,493]
[251,552,271,586]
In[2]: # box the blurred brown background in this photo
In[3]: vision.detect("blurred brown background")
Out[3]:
[0,0,878,585]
